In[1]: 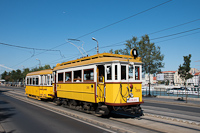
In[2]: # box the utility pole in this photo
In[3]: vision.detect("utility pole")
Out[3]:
[92,37,99,54]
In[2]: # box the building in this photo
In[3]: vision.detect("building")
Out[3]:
[142,73,154,86]
[157,71,176,85]
[174,68,200,87]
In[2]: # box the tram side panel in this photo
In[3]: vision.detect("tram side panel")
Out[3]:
[56,83,96,103]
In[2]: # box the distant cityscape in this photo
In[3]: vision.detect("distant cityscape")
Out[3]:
[143,68,200,87]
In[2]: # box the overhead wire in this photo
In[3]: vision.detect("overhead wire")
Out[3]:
[9,0,173,69]
[151,27,200,40]
[76,0,173,39]
[148,18,200,35]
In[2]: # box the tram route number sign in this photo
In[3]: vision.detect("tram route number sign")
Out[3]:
[127,97,139,103]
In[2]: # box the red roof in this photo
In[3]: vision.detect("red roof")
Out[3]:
[195,72,200,76]
[153,77,156,80]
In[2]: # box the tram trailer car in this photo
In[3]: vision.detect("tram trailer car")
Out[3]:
[25,49,143,115]
[25,69,54,100]
[53,49,143,115]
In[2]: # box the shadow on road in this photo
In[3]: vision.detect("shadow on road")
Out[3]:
[0,91,16,122]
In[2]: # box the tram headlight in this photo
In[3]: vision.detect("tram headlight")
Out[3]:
[130,93,133,98]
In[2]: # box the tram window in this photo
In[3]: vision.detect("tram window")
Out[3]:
[84,69,94,81]
[129,65,133,79]
[26,78,30,85]
[58,73,64,82]
[65,72,72,82]
[74,70,82,82]
[44,75,47,85]
[40,76,43,85]
[36,77,39,85]
[33,78,36,85]
[30,78,32,85]
[106,66,112,80]
[47,75,50,85]
[121,66,126,80]
[115,65,118,80]
[135,66,140,80]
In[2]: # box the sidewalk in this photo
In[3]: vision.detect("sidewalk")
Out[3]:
[143,95,200,106]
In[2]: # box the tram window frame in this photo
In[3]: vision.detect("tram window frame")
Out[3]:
[128,65,134,80]
[106,65,112,80]
[47,75,51,85]
[121,65,127,80]
[33,77,36,85]
[58,73,64,82]
[84,69,94,82]
[135,66,140,80]
[26,78,29,85]
[73,70,82,82]
[30,78,32,85]
[43,75,47,85]
[35,77,39,85]
[115,65,118,80]
[40,75,43,85]
[65,72,72,82]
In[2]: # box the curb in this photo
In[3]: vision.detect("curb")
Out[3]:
[157,96,200,101]
[144,113,200,126]
[0,124,5,133]
[144,99,200,107]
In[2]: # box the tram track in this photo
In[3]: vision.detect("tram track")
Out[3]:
[7,90,200,126]
[0,90,172,133]
[2,89,200,133]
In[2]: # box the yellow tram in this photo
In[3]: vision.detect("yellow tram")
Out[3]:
[25,49,143,115]
[25,69,54,100]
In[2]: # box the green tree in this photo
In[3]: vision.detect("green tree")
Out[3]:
[178,54,193,103]
[113,35,164,95]
[1,71,8,80]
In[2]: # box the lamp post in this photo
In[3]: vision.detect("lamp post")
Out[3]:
[36,58,41,68]
[92,37,99,54]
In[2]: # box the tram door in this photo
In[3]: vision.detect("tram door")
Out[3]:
[97,65,105,102]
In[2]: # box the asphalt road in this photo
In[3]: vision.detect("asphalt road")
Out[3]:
[0,91,112,133]
[141,97,200,123]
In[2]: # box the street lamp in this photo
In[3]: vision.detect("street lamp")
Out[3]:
[36,58,41,67]
[92,37,99,54]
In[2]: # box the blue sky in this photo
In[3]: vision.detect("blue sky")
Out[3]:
[0,0,200,74]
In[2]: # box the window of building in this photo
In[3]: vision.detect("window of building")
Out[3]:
[65,72,72,82]
[106,66,112,80]
[74,70,82,82]
[84,69,94,81]
[129,65,133,79]
[115,65,118,80]
[135,66,140,80]
[121,66,126,80]
[58,73,63,82]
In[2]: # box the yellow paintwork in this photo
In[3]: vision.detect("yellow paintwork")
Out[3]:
[96,83,105,103]
[27,69,52,76]
[105,83,142,104]
[54,53,142,71]
[25,85,54,100]
[57,83,96,103]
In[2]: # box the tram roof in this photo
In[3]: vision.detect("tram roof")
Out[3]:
[26,69,53,76]
[53,53,142,71]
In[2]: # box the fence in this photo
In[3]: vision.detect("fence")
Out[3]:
[142,88,200,99]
